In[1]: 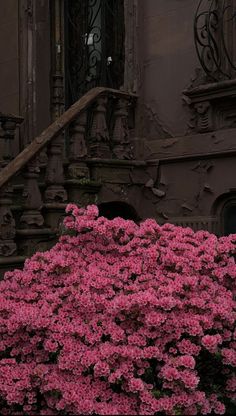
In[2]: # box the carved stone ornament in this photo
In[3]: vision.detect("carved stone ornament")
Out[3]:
[0,202,16,240]
[89,96,111,158]
[112,98,133,159]
[69,111,88,159]
[44,185,67,203]
[68,164,89,180]
[0,189,17,256]
[20,160,44,228]
[68,111,89,180]
[45,134,68,203]
[194,101,213,132]
[183,77,236,133]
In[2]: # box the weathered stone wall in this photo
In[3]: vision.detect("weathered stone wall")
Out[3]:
[138,0,198,139]
[135,0,236,234]
[0,0,51,153]
[0,0,19,115]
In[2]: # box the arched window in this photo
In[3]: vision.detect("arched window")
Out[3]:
[194,0,236,81]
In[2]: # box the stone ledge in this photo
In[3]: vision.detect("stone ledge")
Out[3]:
[86,158,147,167]
[65,180,101,191]
[0,255,26,265]
[16,228,53,237]
[183,78,236,102]
[146,126,236,162]
[0,256,26,278]
[168,216,218,234]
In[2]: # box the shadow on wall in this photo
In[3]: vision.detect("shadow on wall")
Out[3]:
[98,201,141,223]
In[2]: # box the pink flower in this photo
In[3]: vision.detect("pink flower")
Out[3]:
[180,370,199,389]
[177,355,196,369]
[214,402,225,415]
[222,348,236,366]
[94,361,110,378]
[0,203,235,415]
[202,335,222,352]
[128,378,145,392]
[161,366,180,381]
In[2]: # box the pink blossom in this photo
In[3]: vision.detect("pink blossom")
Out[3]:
[176,355,196,369]
[0,203,235,415]
[128,378,145,392]
[202,335,222,352]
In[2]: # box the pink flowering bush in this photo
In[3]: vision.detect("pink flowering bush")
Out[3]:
[0,203,236,415]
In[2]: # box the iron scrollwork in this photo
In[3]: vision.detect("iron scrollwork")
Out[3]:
[194,0,236,81]
[65,0,124,105]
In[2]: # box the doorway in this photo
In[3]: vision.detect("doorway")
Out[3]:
[98,201,140,222]
[222,202,236,236]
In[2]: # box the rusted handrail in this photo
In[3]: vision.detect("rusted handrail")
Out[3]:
[0,87,136,189]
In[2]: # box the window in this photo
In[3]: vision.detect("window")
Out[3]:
[64,0,125,106]
[194,0,236,81]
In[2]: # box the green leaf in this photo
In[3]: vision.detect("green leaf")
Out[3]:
[152,389,161,398]
[174,406,182,415]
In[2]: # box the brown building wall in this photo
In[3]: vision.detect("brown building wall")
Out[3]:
[135,0,236,234]
[0,0,20,115]
[0,0,51,154]
[19,0,51,147]
[138,0,199,139]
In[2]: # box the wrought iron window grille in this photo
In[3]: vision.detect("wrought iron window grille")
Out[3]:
[194,0,236,81]
[64,0,125,107]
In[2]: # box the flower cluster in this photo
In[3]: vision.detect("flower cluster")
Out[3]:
[0,203,236,415]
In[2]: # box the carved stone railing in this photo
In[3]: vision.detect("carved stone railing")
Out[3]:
[0,87,137,272]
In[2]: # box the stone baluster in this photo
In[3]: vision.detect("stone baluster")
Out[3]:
[0,182,17,257]
[19,159,44,228]
[44,133,67,203]
[0,117,18,161]
[112,98,133,159]
[0,115,22,256]
[68,111,89,180]
[45,70,67,202]
[89,96,111,158]
[0,113,23,160]
[44,73,67,203]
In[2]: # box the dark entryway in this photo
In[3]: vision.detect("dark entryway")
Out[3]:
[223,202,236,236]
[98,201,140,222]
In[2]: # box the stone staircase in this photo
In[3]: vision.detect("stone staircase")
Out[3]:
[0,87,150,277]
